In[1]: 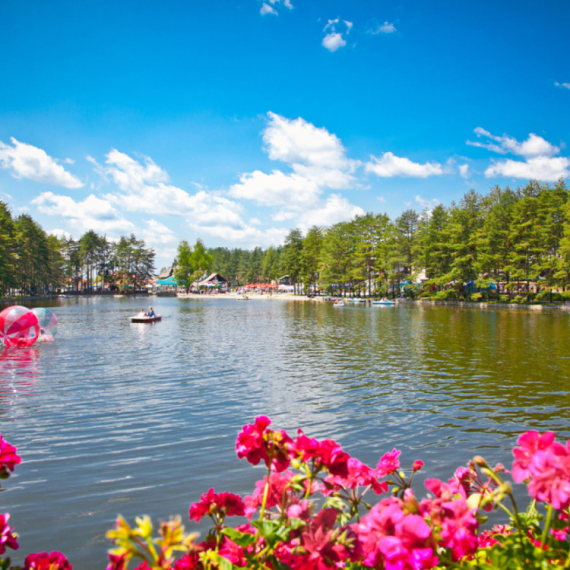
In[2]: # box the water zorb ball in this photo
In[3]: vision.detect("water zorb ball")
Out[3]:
[31,308,58,342]
[0,306,40,348]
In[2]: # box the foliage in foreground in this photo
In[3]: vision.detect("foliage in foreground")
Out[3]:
[0,420,570,569]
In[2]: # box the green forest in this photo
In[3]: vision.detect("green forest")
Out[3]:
[4,179,570,300]
[0,199,155,297]
[206,179,570,299]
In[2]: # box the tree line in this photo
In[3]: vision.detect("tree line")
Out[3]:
[0,200,155,297]
[204,179,570,296]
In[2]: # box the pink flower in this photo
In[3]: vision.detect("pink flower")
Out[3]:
[293,430,320,462]
[315,439,350,478]
[376,449,401,478]
[413,460,424,472]
[0,435,21,479]
[439,499,479,561]
[236,417,293,472]
[244,470,297,519]
[526,450,570,510]
[24,552,72,570]
[324,458,388,495]
[512,431,557,482]
[287,500,312,521]
[356,497,438,570]
[551,526,569,541]
[172,552,201,569]
[294,509,358,570]
[106,553,127,570]
[0,513,18,554]
[132,563,151,570]
[189,488,245,522]
[236,416,272,467]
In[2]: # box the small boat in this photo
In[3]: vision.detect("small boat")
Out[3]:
[237,295,250,300]
[130,313,162,323]
[333,301,344,307]
[372,298,395,306]
[351,298,366,303]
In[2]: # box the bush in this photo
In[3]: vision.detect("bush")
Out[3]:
[434,289,457,301]
[499,294,510,303]
[470,292,483,302]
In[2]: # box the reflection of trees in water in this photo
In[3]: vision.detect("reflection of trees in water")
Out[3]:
[276,303,570,442]
[0,347,40,412]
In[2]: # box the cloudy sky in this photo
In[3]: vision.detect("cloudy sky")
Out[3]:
[1,0,569,269]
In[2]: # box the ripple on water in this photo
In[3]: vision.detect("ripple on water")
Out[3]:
[0,297,569,568]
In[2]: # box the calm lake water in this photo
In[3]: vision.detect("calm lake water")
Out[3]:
[1,296,570,568]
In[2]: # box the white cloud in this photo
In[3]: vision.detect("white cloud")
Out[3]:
[372,21,396,34]
[32,192,135,234]
[229,112,358,209]
[189,220,288,248]
[263,111,355,171]
[101,150,246,226]
[365,152,443,178]
[485,156,570,181]
[322,32,346,52]
[377,196,386,203]
[48,228,73,240]
[229,169,322,207]
[415,195,440,211]
[0,137,83,189]
[468,128,570,181]
[467,128,559,158]
[298,194,364,230]
[458,164,469,178]
[259,0,292,15]
[322,19,352,52]
[555,81,570,90]
[140,219,178,245]
[260,3,277,15]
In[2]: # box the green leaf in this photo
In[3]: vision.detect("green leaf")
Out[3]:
[221,528,256,548]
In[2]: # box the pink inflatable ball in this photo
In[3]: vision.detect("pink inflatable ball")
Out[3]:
[0,306,40,348]
[31,308,58,342]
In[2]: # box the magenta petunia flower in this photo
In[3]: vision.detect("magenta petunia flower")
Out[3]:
[236,416,272,467]
[512,430,557,482]
[324,458,388,495]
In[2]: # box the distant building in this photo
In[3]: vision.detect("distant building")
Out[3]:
[193,273,229,292]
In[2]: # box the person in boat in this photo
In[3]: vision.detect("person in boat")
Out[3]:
[147,306,155,317]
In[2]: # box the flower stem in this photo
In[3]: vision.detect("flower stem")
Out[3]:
[541,504,553,547]
[259,465,272,520]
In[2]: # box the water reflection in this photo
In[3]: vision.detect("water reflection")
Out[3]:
[0,347,40,413]
[0,297,568,569]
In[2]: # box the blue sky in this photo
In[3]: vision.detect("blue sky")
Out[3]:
[1,0,569,269]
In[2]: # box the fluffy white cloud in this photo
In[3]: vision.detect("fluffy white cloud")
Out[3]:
[32,192,135,234]
[229,112,358,209]
[263,112,355,171]
[468,128,559,158]
[298,194,364,229]
[189,220,288,248]
[322,33,346,52]
[48,228,73,240]
[485,156,570,181]
[555,81,570,90]
[0,137,83,188]
[140,219,178,245]
[370,21,396,34]
[458,164,470,178]
[468,128,570,181]
[365,152,443,178]
[322,19,352,52]
[260,3,277,15]
[101,150,246,227]
[259,0,292,15]
[229,170,321,207]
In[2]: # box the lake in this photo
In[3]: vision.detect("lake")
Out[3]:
[1,296,569,568]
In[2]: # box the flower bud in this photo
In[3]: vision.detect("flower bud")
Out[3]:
[473,456,488,467]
